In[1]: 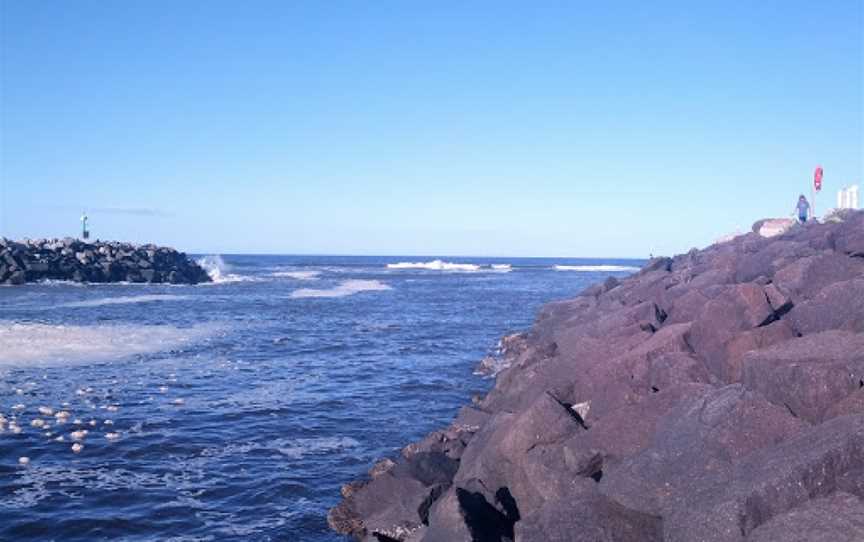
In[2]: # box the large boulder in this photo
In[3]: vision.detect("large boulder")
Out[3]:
[745,492,864,542]
[741,331,864,423]
[513,485,662,542]
[751,217,794,238]
[686,283,779,382]
[733,239,815,283]
[663,414,864,541]
[787,279,864,334]
[834,211,864,256]
[772,252,864,301]
[328,451,457,541]
[600,385,808,518]
[454,393,586,514]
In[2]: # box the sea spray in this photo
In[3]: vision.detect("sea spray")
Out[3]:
[196,255,259,283]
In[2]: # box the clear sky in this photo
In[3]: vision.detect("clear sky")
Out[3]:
[1,1,861,257]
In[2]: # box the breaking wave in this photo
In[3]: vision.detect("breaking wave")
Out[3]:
[554,264,640,272]
[0,321,220,367]
[387,260,481,271]
[290,280,392,299]
[197,255,259,283]
[59,294,190,308]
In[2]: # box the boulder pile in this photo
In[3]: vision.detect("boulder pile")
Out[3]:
[0,238,211,285]
[330,210,864,542]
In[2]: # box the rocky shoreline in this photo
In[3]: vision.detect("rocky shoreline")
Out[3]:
[330,210,864,542]
[0,238,211,285]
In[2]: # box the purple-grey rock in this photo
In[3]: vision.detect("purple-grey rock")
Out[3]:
[329,210,864,542]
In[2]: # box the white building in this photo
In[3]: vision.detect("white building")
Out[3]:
[837,185,860,210]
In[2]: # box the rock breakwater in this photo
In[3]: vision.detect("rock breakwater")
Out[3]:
[0,238,211,285]
[330,211,864,542]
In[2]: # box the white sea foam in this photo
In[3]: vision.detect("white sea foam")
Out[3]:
[474,355,512,377]
[197,255,259,284]
[490,264,512,272]
[0,321,219,367]
[270,270,321,280]
[59,294,190,308]
[554,264,640,272]
[276,436,360,459]
[387,260,481,271]
[200,436,359,460]
[290,280,391,299]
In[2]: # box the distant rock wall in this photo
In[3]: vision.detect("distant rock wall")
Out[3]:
[330,210,864,542]
[0,238,211,285]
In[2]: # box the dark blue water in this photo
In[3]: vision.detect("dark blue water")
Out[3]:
[0,255,642,541]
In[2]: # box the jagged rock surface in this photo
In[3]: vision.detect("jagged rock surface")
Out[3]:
[329,211,864,542]
[0,237,211,285]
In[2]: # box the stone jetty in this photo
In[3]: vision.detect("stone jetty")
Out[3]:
[0,238,211,285]
[330,210,864,542]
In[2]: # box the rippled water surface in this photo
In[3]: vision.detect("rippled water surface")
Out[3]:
[0,255,641,541]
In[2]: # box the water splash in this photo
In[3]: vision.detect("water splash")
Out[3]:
[196,255,257,283]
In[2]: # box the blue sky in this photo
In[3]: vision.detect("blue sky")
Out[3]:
[1,1,861,256]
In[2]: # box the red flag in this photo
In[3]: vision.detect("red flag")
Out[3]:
[814,166,823,191]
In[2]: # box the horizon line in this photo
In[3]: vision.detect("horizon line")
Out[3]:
[187,251,650,260]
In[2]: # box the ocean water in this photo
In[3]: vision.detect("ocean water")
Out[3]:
[0,255,642,541]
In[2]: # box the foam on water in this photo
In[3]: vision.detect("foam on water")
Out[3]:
[276,436,360,459]
[387,260,481,271]
[270,270,321,280]
[554,264,640,272]
[0,321,220,367]
[58,294,190,308]
[290,279,392,299]
[199,436,360,461]
[491,264,512,272]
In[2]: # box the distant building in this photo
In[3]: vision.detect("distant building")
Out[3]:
[837,185,860,210]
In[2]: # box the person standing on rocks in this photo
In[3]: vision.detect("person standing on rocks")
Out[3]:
[81,212,90,240]
[795,195,810,223]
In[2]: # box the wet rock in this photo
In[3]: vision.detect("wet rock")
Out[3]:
[330,449,461,540]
